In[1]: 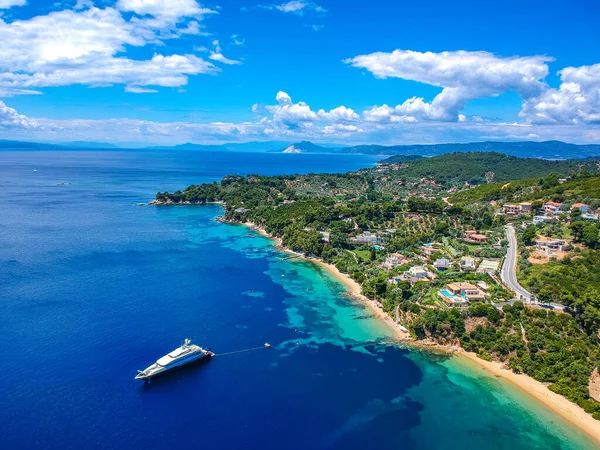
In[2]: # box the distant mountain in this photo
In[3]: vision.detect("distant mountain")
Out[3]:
[368,141,600,159]
[146,141,291,152]
[0,140,60,149]
[0,140,119,150]
[276,141,331,154]
[2,138,600,160]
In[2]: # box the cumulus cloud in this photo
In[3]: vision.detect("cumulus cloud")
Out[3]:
[521,63,600,124]
[1,93,600,145]
[0,0,26,9]
[0,4,220,96]
[345,49,552,121]
[0,100,37,128]
[317,105,359,122]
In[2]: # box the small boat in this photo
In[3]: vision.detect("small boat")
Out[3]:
[135,339,214,381]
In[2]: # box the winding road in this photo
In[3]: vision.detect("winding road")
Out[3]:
[500,225,532,302]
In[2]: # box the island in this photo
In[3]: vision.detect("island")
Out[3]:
[153,151,600,440]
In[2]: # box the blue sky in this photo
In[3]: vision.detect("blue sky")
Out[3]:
[0,0,599,145]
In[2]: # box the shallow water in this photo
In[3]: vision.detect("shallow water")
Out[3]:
[0,150,596,449]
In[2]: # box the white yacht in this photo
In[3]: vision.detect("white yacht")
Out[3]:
[135,339,214,381]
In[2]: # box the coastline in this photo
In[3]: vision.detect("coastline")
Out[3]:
[240,219,600,445]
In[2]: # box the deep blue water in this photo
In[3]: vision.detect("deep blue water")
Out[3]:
[0,150,596,449]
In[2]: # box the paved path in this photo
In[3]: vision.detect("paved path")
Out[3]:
[500,225,532,301]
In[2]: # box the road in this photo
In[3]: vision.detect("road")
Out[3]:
[500,225,532,301]
[500,226,566,310]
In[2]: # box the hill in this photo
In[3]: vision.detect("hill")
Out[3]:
[379,152,599,185]
[366,141,600,159]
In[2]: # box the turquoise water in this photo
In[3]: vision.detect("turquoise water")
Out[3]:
[0,150,597,449]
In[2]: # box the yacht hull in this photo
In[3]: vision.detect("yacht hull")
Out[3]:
[135,345,214,381]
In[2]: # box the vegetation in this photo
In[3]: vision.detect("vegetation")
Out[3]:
[155,151,600,418]
[379,152,598,185]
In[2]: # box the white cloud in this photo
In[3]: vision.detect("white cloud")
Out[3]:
[521,63,600,124]
[116,0,216,24]
[317,105,359,121]
[74,0,93,10]
[0,5,220,96]
[362,104,418,123]
[260,1,326,15]
[265,91,318,127]
[0,100,37,128]
[209,53,242,65]
[125,86,158,93]
[208,39,242,65]
[1,94,600,145]
[345,49,552,121]
[0,0,26,9]
[231,34,244,45]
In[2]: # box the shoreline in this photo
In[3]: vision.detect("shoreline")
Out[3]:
[240,219,600,445]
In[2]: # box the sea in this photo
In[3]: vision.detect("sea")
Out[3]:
[0,149,596,450]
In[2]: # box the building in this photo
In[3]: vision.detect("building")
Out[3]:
[408,265,428,279]
[536,239,566,256]
[533,215,553,224]
[433,258,451,270]
[503,204,521,215]
[582,213,599,221]
[445,282,486,301]
[438,282,486,307]
[460,256,476,271]
[519,202,532,214]
[384,253,412,269]
[437,289,469,308]
[544,201,563,215]
[571,203,590,213]
[470,233,488,243]
[476,281,490,292]
[418,245,437,260]
[350,231,382,246]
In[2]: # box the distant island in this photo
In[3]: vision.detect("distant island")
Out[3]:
[4,138,600,160]
[153,150,600,440]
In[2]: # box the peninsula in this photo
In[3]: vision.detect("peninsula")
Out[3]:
[153,151,600,441]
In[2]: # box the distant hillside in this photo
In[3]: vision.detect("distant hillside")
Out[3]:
[379,152,599,184]
[363,141,600,159]
[147,141,291,152]
[376,154,423,163]
[0,140,60,149]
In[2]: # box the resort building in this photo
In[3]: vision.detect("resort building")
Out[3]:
[438,282,485,307]
[571,203,590,213]
[350,231,382,246]
[433,258,451,270]
[544,201,563,215]
[460,256,476,271]
[446,282,486,301]
[408,265,428,279]
[384,253,412,269]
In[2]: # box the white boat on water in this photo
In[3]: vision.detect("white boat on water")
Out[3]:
[135,339,214,380]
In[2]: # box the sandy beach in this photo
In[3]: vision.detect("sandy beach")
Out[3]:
[241,219,600,445]
[459,351,600,444]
